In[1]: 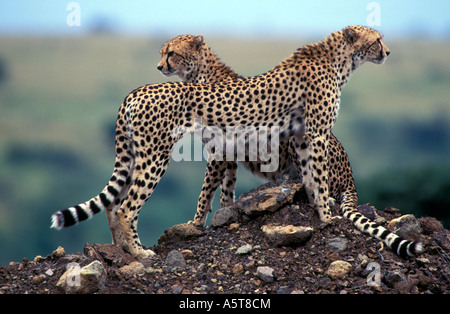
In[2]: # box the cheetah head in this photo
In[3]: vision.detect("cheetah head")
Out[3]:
[343,26,390,70]
[157,35,204,80]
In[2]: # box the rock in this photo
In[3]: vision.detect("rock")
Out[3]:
[158,223,202,243]
[211,206,239,227]
[387,214,422,240]
[34,255,44,263]
[277,286,289,294]
[326,260,352,279]
[32,274,46,285]
[165,250,186,269]
[57,260,107,294]
[327,237,348,252]
[51,246,65,259]
[236,243,253,255]
[79,261,107,293]
[357,204,378,220]
[416,257,431,266]
[262,224,313,247]
[181,249,194,260]
[384,271,406,287]
[119,261,145,276]
[418,217,444,235]
[257,266,275,282]
[85,243,135,267]
[232,264,244,275]
[172,284,184,294]
[235,182,303,216]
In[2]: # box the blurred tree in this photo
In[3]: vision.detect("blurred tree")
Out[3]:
[358,165,450,228]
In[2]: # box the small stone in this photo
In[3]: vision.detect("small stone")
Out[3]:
[51,246,66,259]
[232,264,244,275]
[45,269,54,277]
[235,182,303,215]
[387,214,422,240]
[236,244,253,255]
[119,261,145,276]
[172,284,183,294]
[34,255,44,263]
[262,224,313,247]
[326,260,352,279]
[277,286,289,294]
[181,249,194,260]
[158,223,202,243]
[79,261,107,294]
[57,260,107,294]
[327,237,348,252]
[384,271,406,287]
[416,257,430,266]
[257,266,275,282]
[228,223,240,231]
[165,250,186,269]
[32,275,46,285]
[210,206,239,227]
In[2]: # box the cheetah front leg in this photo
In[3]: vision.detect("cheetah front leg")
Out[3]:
[220,162,238,208]
[292,132,332,223]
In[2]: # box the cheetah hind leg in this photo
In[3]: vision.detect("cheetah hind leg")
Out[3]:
[115,152,173,259]
[191,159,230,226]
[106,177,132,252]
[117,208,155,259]
[291,134,333,223]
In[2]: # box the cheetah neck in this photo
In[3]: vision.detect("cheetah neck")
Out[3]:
[291,30,358,89]
[188,45,242,84]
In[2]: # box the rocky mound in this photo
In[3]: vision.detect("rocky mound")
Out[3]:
[1,180,449,295]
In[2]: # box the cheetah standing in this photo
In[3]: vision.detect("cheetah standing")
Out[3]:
[155,34,423,259]
[51,26,422,259]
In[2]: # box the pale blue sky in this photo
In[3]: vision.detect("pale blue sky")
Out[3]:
[1,0,449,38]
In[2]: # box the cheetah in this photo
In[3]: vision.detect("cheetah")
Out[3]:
[155,34,423,259]
[51,26,422,259]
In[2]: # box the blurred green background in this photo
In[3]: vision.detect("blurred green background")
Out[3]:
[1,1,449,265]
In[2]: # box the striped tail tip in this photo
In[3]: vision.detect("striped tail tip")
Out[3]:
[50,208,81,229]
[411,241,424,255]
[395,239,424,259]
[50,211,65,230]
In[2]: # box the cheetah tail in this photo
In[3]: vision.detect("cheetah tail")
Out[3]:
[50,158,132,230]
[343,207,424,259]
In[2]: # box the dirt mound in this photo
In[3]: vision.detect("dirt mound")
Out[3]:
[1,180,449,294]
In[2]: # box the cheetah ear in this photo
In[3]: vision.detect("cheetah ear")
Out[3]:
[343,27,359,45]
[193,35,204,51]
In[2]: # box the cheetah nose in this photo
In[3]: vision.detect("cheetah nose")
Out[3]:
[386,51,390,56]
[157,65,163,71]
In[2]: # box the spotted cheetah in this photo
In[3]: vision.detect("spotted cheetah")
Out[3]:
[51,26,422,259]
[155,34,423,259]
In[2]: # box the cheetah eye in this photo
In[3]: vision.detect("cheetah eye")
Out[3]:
[168,51,174,57]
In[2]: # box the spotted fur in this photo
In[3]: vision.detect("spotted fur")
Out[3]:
[51,26,422,259]
[156,34,423,259]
